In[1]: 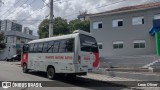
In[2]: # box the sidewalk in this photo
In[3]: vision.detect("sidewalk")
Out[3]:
[92,68,160,81]
[83,73,160,90]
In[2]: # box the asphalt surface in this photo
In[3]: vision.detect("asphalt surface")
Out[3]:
[0,61,134,90]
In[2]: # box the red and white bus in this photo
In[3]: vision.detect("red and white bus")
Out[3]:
[21,30,99,79]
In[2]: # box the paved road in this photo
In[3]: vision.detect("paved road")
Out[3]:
[0,61,133,90]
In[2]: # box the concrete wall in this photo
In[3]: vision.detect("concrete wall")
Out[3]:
[90,7,160,57]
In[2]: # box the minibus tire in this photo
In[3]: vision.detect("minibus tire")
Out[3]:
[23,63,28,73]
[47,67,56,80]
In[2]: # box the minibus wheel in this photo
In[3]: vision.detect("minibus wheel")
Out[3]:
[23,63,28,73]
[47,67,56,80]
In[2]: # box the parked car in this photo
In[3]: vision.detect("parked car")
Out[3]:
[7,54,21,61]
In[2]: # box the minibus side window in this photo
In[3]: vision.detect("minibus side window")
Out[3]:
[47,41,54,53]
[29,44,34,53]
[37,43,43,53]
[43,42,49,53]
[66,39,74,52]
[33,43,38,53]
[53,41,60,53]
[59,40,67,53]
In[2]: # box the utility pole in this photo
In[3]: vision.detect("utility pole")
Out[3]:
[49,0,53,37]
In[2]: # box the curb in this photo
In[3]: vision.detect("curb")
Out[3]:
[92,69,160,81]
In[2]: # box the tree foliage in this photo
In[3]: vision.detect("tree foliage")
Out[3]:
[38,17,69,39]
[38,19,49,39]
[54,17,69,35]
[38,17,90,39]
[68,19,90,33]
[0,32,6,49]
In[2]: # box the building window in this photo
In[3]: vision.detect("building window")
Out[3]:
[154,14,160,19]
[93,21,102,29]
[112,19,123,27]
[113,41,123,49]
[132,16,144,25]
[133,40,145,48]
[98,42,103,49]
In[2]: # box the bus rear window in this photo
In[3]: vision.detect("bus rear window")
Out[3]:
[80,34,98,53]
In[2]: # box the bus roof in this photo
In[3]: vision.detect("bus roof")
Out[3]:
[28,30,93,44]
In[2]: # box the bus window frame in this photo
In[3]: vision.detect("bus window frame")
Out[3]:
[42,42,49,53]
[27,38,75,53]
[37,43,44,53]
[47,41,54,53]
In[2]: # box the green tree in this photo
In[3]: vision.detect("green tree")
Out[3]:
[54,17,69,35]
[38,19,49,39]
[68,19,90,33]
[38,17,69,39]
[0,32,6,49]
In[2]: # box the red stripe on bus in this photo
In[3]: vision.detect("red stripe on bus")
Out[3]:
[93,53,99,68]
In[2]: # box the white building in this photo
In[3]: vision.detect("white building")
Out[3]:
[23,27,33,35]
[1,20,22,32]
[0,20,38,60]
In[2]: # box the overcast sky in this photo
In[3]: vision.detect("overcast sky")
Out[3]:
[0,0,160,36]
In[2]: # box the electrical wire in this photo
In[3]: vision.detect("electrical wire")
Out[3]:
[5,0,29,19]
[0,0,21,18]
[9,0,36,19]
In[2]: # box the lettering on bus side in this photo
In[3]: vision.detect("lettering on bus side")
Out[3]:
[46,56,73,60]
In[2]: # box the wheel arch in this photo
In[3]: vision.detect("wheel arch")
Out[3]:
[23,62,27,66]
[47,65,55,71]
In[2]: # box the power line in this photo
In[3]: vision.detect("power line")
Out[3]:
[56,0,72,4]
[10,20,44,21]
[0,0,21,18]
[18,5,48,23]
[42,0,69,6]
[62,0,128,18]
[8,0,156,24]
[4,0,29,19]
[14,0,128,23]
[19,0,69,23]
[42,0,49,7]
[9,0,36,19]
[61,0,155,19]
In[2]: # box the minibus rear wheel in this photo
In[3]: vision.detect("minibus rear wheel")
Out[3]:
[47,67,56,80]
